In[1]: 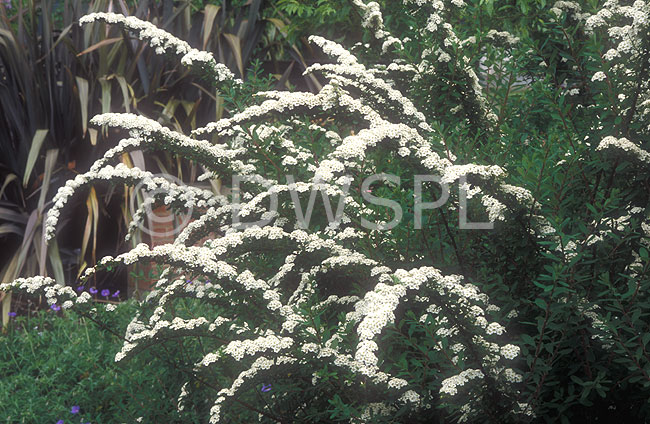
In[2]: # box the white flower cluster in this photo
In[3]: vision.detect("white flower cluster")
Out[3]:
[550,1,589,21]
[583,0,650,139]
[500,344,520,360]
[0,276,74,308]
[597,135,650,164]
[307,36,431,131]
[486,29,520,46]
[208,355,297,423]
[79,13,238,84]
[578,300,615,348]
[440,369,484,396]
[628,219,650,278]
[591,71,607,82]
[356,402,396,423]
[481,195,507,222]
[0,276,100,312]
[562,211,649,348]
[349,0,403,51]
[45,163,227,241]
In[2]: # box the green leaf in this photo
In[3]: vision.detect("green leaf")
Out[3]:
[22,129,48,187]
[639,247,649,260]
[485,0,495,15]
[47,239,65,285]
[518,0,529,15]
[621,280,637,299]
[202,5,221,49]
[570,375,584,385]
[521,334,536,346]
[37,149,58,213]
[115,75,131,113]
[0,174,18,200]
[76,76,89,137]
[99,76,112,115]
[223,33,243,78]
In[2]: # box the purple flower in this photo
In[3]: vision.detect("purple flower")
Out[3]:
[111,290,120,298]
[2,0,11,10]
[50,304,61,311]
[261,384,272,392]
[7,312,16,317]
[101,289,110,297]
[56,420,64,424]
[76,286,84,292]
[70,406,80,414]
[89,287,98,294]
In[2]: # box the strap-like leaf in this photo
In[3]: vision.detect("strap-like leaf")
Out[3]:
[22,129,48,187]
[38,149,59,213]
[203,5,221,50]
[223,33,243,78]
[76,37,123,57]
[76,76,89,136]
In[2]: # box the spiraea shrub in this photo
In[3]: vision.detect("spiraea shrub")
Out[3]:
[2,0,650,422]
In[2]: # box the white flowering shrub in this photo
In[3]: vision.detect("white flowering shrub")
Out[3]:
[2,0,650,422]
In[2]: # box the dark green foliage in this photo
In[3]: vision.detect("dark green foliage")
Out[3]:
[0,302,201,423]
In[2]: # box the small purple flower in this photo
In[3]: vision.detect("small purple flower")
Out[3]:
[2,0,11,10]
[70,406,80,414]
[89,287,98,294]
[101,289,110,297]
[50,304,61,311]
[76,286,84,292]
[261,384,272,392]
[111,290,120,298]
[56,420,64,424]
[7,312,16,317]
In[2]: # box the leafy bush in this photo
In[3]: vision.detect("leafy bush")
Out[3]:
[2,0,650,423]
[0,301,201,423]
[273,0,360,43]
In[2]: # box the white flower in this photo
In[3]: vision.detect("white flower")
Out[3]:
[486,322,506,335]
[440,369,484,396]
[591,71,607,81]
[503,368,523,383]
[603,48,619,60]
[500,344,520,359]
[597,136,650,163]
